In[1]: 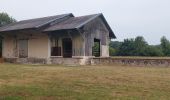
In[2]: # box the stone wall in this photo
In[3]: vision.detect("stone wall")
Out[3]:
[50,57,81,65]
[91,57,170,67]
[4,57,170,67]
[4,57,91,65]
[4,58,47,64]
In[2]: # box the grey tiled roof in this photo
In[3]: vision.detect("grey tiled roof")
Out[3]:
[0,13,73,32]
[44,14,99,31]
[44,13,116,38]
[0,13,115,38]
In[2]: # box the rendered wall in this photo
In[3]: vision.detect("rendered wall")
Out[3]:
[2,35,15,58]
[28,34,49,58]
[2,33,49,59]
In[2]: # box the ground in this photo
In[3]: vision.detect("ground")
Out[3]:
[0,64,170,100]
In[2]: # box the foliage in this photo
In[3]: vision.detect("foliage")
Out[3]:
[109,41,122,50]
[92,42,100,57]
[133,36,148,56]
[116,36,148,56]
[117,38,136,56]
[144,45,164,56]
[0,12,16,27]
[110,36,167,57]
[109,47,117,56]
[160,36,170,56]
[109,41,122,56]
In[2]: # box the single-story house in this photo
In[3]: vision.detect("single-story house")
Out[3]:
[0,13,116,65]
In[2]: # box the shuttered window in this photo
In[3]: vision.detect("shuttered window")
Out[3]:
[51,38,61,56]
[19,39,28,58]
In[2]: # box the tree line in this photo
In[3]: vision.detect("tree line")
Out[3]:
[110,36,170,56]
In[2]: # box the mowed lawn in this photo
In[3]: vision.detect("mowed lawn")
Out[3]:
[0,64,170,100]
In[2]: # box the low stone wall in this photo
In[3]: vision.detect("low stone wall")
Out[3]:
[4,57,170,67]
[91,57,170,67]
[4,57,90,65]
[4,58,17,63]
[4,58,47,64]
[50,57,91,65]
[51,57,81,65]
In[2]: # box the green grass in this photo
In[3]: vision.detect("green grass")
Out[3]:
[0,64,170,100]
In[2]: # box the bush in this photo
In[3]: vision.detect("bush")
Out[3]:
[144,46,164,56]
[109,47,117,56]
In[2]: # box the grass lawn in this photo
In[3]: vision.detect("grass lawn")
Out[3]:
[0,64,170,100]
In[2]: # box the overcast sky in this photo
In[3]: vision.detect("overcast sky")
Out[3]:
[1,0,170,45]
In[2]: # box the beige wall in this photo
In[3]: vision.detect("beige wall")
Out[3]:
[28,34,49,58]
[2,33,49,58]
[3,36,15,58]
[2,32,85,59]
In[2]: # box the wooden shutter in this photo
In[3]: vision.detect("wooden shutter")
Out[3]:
[19,39,28,58]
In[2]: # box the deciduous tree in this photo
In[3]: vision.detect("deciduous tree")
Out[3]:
[0,12,16,27]
[160,36,170,56]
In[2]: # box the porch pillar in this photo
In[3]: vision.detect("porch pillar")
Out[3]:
[47,34,52,64]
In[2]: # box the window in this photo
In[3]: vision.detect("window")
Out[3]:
[51,38,61,56]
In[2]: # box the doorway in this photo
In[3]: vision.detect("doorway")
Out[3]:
[19,39,28,58]
[62,38,72,58]
[92,38,100,57]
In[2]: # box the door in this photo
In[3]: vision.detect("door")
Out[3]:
[62,38,72,58]
[19,39,28,58]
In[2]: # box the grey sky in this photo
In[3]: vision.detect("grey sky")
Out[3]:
[1,0,170,45]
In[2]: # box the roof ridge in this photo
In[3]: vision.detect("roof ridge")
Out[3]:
[35,13,73,28]
[18,13,73,23]
[75,13,102,29]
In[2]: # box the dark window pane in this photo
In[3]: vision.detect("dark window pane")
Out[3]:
[51,47,61,56]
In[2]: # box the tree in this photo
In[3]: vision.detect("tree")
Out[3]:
[117,36,148,56]
[110,36,169,57]
[109,41,122,50]
[0,12,16,27]
[109,41,122,56]
[133,36,148,56]
[118,38,136,56]
[160,36,170,56]
[109,47,116,56]
[144,45,163,56]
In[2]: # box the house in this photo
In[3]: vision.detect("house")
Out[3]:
[0,13,116,65]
